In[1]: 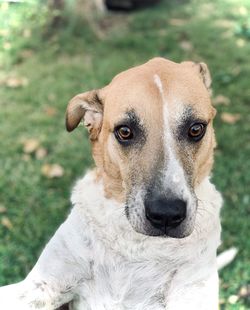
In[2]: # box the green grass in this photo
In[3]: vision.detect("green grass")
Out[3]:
[0,0,249,308]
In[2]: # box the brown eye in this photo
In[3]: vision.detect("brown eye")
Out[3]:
[188,123,206,141]
[115,126,133,141]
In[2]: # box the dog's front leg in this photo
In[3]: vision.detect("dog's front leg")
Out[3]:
[0,207,93,309]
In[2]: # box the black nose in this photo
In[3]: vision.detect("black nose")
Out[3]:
[145,198,186,231]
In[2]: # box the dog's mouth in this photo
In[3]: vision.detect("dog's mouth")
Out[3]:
[131,216,195,239]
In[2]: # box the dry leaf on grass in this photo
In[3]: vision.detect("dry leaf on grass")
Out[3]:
[179,40,193,51]
[20,49,34,59]
[3,42,11,50]
[22,154,31,162]
[239,285,250,298]
[0,29,9,37]
[1,216,13,230]
[169,18,187,26]
[213,95,230,106]
[0,205,7,213]
[35,147,48,160]
[222,30,234,39]
[215,19,235,29]
[23,29,31,38]
[219,299,226,305]
[231,66,241,76]
[44,106,57,116]
[41,164,64,178]
[236,39,246,48]
[5,76,29,88]
[23,138,40,154]
[221,112,241,124]
[47,93,56,102]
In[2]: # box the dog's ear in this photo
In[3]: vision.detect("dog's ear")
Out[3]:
[196,62,212,91]
[66,90,103,140]
[182,61,212,93]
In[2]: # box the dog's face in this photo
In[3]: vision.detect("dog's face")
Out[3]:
[66,58,216,238]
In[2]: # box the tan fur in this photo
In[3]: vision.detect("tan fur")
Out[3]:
[66,57,216,201]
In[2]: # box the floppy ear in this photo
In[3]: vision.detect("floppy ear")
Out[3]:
[182,61,212,93]
[66,90,103,140]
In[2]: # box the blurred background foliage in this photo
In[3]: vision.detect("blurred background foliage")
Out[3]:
[0,0,250,309]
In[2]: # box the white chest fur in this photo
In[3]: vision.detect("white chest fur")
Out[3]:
[66,171,222,309]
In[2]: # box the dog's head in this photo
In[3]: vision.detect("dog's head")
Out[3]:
[66,58,216,238]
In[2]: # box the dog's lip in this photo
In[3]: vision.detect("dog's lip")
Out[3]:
[137,230,191,239]
[147,228,192,239]
[132,223,193,239]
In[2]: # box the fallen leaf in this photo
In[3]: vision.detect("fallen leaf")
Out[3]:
[168,18,186,26]
[231,66,241,75]
[5,76,29,88]
[41,164,64,178]
[179,40,193,51]
[215,19,235,29]
[3,42,11,50]
[23,138,40,154]
[22,154,31,161]
[219,298,226,305]
[0,205,7,213]
[228,295,239,304]
[35,147,47,160]
[44,106,57,116]
[221,112,241,124]
[20,49,34,59]
[47,93,56,102]
[222,30,234,39]
[221,282,230,289]
[23,29,31,38]
[236,38,246,48]
[157,29,168,37]
[1,216,13,230]
[239,285,250,298]
[0,29,9,37]
[213,95,230,106]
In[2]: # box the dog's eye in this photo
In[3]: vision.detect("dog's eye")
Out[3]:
[115,126,133,142]
[188,123,206,141]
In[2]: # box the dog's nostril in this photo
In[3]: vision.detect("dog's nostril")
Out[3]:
[145,198,186,231]
[146,211,163,225]
[171,214,185,224]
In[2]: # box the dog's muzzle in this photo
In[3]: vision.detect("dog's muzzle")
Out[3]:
[145,197,187,233]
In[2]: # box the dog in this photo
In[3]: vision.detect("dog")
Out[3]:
[0,58,235,309]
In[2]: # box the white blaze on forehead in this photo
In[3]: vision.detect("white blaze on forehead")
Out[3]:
[154,74,164,95]
[153,74,188,197]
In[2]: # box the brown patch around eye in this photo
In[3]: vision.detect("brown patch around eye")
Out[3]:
[114,109,146,148]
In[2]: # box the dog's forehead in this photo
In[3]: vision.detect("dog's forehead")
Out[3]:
[102,58,212,124]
